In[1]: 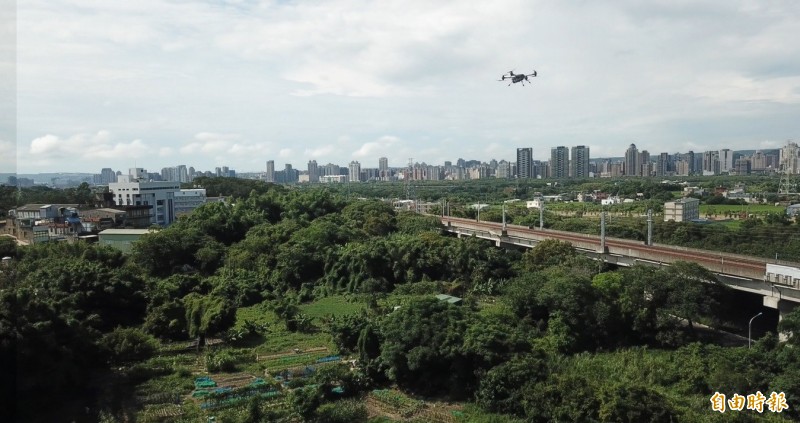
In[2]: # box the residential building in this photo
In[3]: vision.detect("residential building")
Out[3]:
[178,165,189,183]
[550,146,569,178]
[733,158,751,175]
[307,160,319,183]
[638,150,651,176]
[570,145,590,178]
[703,151,720,175]
[349,161,362,182]
[100,168,117,184]
[751,151,767,173]
[656,152,671,177]
[624,144,639,176]
[780,142,800,174]
[516,148,533,178]
[719,149,734,174]
[266,160,275,182]
[321,163,341,176]
[496,160,511,179]
[664,198,700,222]
[675,160,691,176]
[379,157,389,181]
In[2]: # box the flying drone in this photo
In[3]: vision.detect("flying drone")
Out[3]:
[498,70,537,86]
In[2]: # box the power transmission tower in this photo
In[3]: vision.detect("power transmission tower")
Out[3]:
[779,140,798,195]
[779,165,796,195]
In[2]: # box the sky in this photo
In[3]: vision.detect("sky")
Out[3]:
[4,0,800,174]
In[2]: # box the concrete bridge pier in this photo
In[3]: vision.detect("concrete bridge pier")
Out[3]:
[764,295,798,342]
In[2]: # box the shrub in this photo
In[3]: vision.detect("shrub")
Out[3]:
[315,399,368,423]
[99,327,159,364]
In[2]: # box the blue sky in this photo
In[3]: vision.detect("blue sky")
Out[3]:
[4,0,800,173]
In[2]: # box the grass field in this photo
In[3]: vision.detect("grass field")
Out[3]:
[700,204,784,214]
[708,220,742,229]
[299,295,366,320]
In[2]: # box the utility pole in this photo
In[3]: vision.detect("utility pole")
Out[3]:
[749,312,763,349]
[502,204,507,232]
[601,210,607,252]
[647,208,653,246]
[539,197,544,229]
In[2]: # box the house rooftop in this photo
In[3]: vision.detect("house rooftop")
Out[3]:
[15,203,78,211]
[98,229,155,236]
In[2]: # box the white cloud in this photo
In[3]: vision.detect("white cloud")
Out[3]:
[27,131,151,160]
[13,0,800,172]
[352,136,401,159]
[304,145,337,158]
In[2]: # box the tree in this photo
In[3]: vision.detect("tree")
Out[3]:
[378,297,472,396]
[521,239,576,270]
[131,227,225,277]
[476,355,547,416]
[288,385,323,422]
[183,293,236,349]
[340,200,397,236]
[597,383,676,422]
[99,327,158,364]
[778,306,800,346]
[659,261,724,333]
[0,236,16,258]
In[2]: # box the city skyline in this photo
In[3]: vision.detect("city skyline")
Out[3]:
[1,141,790,177]
[3,2,800,174]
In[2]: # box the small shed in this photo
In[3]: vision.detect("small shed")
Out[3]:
[786,204,800,217]
[435,294,463,305]
[98,228,155,253]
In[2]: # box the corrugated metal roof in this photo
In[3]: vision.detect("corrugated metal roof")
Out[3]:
[98,229,155,235]
[435,294,462,304]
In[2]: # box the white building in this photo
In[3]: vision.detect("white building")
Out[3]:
[174,189,207,217]
[349,161,362,183]
[109,173,180,226]
[526,199,544,209]
[719,149,734,174]
[320,175,348,183]
[765,264,800,290]
[664,198,700,222]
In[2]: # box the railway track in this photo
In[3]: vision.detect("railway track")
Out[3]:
[440,216,791,275]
